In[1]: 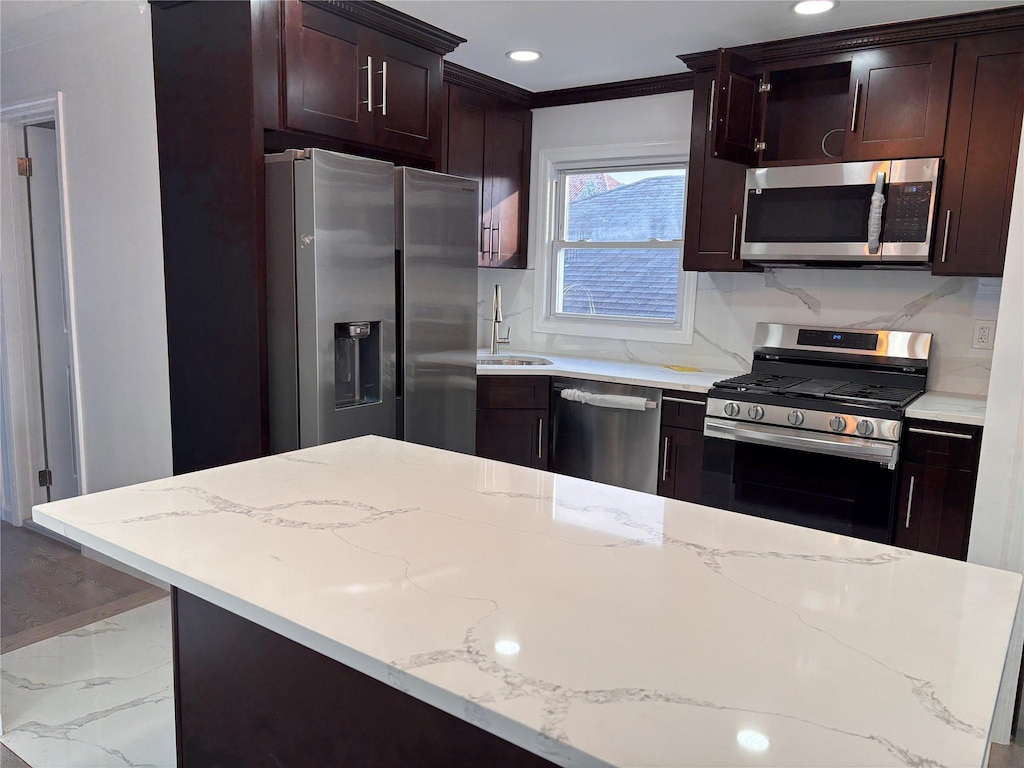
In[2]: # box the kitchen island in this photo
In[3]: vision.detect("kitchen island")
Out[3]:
[33,436,1020,768]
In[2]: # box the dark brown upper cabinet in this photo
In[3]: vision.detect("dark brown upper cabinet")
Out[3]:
[710,50,765,165]
[444,81,532,269]
[279,1,448,160]
[682,71,761,273]
[843,41,954,161]
[933,31,1024,277]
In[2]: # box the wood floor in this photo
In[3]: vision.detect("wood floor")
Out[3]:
[0,521,166,654]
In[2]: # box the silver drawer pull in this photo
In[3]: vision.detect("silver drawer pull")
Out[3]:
[906,475,915,529]
[908,427,972,440]
[664,396,705,406]
[537,418,544,459]
[661,436,671,482]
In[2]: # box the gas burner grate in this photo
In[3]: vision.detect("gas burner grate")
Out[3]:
[713,373,809,393]
[822,383,922,408]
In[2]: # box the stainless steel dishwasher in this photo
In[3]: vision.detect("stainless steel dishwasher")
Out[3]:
[550,378,662,493]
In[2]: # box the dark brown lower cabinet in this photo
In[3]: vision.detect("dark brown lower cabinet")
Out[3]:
[657,427,704,503]
[656,392,707,503]
[476,376,550,470]
[476,408,549,469]
[893,463,974,560]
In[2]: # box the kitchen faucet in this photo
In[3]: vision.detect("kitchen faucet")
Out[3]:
[490,284,510,355]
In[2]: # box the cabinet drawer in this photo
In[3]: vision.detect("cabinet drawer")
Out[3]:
[477,376,550,410]
[661,391,707,430]
[902,420,981,470]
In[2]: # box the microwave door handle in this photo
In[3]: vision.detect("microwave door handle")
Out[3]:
[867,171,885,255]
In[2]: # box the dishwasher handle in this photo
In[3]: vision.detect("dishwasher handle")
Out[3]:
[557,387,656,411]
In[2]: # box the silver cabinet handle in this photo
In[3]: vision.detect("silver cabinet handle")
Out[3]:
[731,214,739,260]
[664,396,705,406]
[908,427,972,440]
[495,223,501,259]
[661,436,671,482]
[905,475,915,529]
[362,56,373,113]
[377,60,388,116]
[707,79,716,133]
[481,224,491,259]
[537,418,544,460]
[940,210,952,263]
[850,79,861,132]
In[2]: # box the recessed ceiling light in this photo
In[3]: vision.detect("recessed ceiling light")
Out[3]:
[506,50,542,63]
[793,0,836,14]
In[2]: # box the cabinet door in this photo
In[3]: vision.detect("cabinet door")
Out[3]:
[484,107,530,269]
[282,1,372,142]
[711,50,765,166]
[682,72,753,272]
[894,463,974,560]
[476,408,548,470]
[656,426,704,504]
[934,31,1024,277]
[371,31,442,158]
[446,86,490,265]
[844,41,954,161]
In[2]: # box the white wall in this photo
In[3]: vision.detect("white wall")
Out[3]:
[968,118,1024,743]
[1,1,173,494]
[481,92,1001,396]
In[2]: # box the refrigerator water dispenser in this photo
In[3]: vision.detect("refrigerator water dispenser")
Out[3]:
[334,321,380,408]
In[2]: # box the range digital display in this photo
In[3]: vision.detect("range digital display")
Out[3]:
[797,329,879,351]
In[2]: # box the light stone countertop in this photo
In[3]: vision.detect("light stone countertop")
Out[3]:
[906,391,987,427]
[33,436,1020,768]
[478,353,987,425]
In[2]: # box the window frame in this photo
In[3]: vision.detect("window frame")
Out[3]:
[531,141,697,344]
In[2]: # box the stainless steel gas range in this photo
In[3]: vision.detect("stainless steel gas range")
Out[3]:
[701,323,932,544]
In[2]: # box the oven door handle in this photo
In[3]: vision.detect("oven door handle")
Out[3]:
[704,418,899,465]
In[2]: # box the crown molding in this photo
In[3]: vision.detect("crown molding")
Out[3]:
[680,6,1024,71]
[531,72,694,109]
[443,62,533,105]
[309,1,465,55]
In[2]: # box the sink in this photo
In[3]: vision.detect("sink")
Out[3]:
[477,355,553,366]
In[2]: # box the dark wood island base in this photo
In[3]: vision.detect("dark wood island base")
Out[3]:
[171,588,558,767]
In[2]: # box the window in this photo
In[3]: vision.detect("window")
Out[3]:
[533,145,696,344]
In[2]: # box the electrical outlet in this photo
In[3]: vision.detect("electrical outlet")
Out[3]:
[973,319,996,350]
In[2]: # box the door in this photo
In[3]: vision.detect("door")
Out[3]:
[893,463,973,560]
[933,31,1024,277]
[844,41,954,161]
[484,108,529,267]
[397,168,478,455]
[445,86,490,264]
[710,49,765,166]
[657,426,704,503]
[475,408,548,469]
[25,125,79,502]
[283,1,373,142]
[372,31,442,157]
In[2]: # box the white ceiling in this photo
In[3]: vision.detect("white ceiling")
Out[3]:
[383,0,1020,91]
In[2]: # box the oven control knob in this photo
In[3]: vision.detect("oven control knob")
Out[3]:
[787,410,805,426]
[724,402,741,418]
[856,420,874,436]
[829,416,847,432]
[748,405,765,420]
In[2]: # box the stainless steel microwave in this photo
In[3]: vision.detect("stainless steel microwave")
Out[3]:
[740,158,940,266]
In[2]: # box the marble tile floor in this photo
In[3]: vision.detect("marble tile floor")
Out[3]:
[0,599,174,768]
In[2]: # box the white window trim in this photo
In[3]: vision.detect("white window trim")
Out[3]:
[531,141,696,344]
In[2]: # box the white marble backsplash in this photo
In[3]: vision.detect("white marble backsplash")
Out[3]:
[479,269,1001,395]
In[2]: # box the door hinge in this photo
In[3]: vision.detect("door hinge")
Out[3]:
[38,468,52,487]
[753,139,767,152]
[17,157,32,177]
[758,80,772,93]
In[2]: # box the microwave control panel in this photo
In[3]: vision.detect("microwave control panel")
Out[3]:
[882,182,933,242]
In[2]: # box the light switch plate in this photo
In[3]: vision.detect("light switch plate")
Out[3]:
[973,319,996,350]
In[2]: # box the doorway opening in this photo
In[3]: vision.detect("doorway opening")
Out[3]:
[0,93,84,527]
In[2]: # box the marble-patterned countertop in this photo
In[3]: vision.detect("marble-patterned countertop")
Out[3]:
[33,436,1020,768]
[478,353,988,425]
[476,352,730,393]
[906,391,987,426]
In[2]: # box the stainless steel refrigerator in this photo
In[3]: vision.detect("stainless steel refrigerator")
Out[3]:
[265,149,478,455]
